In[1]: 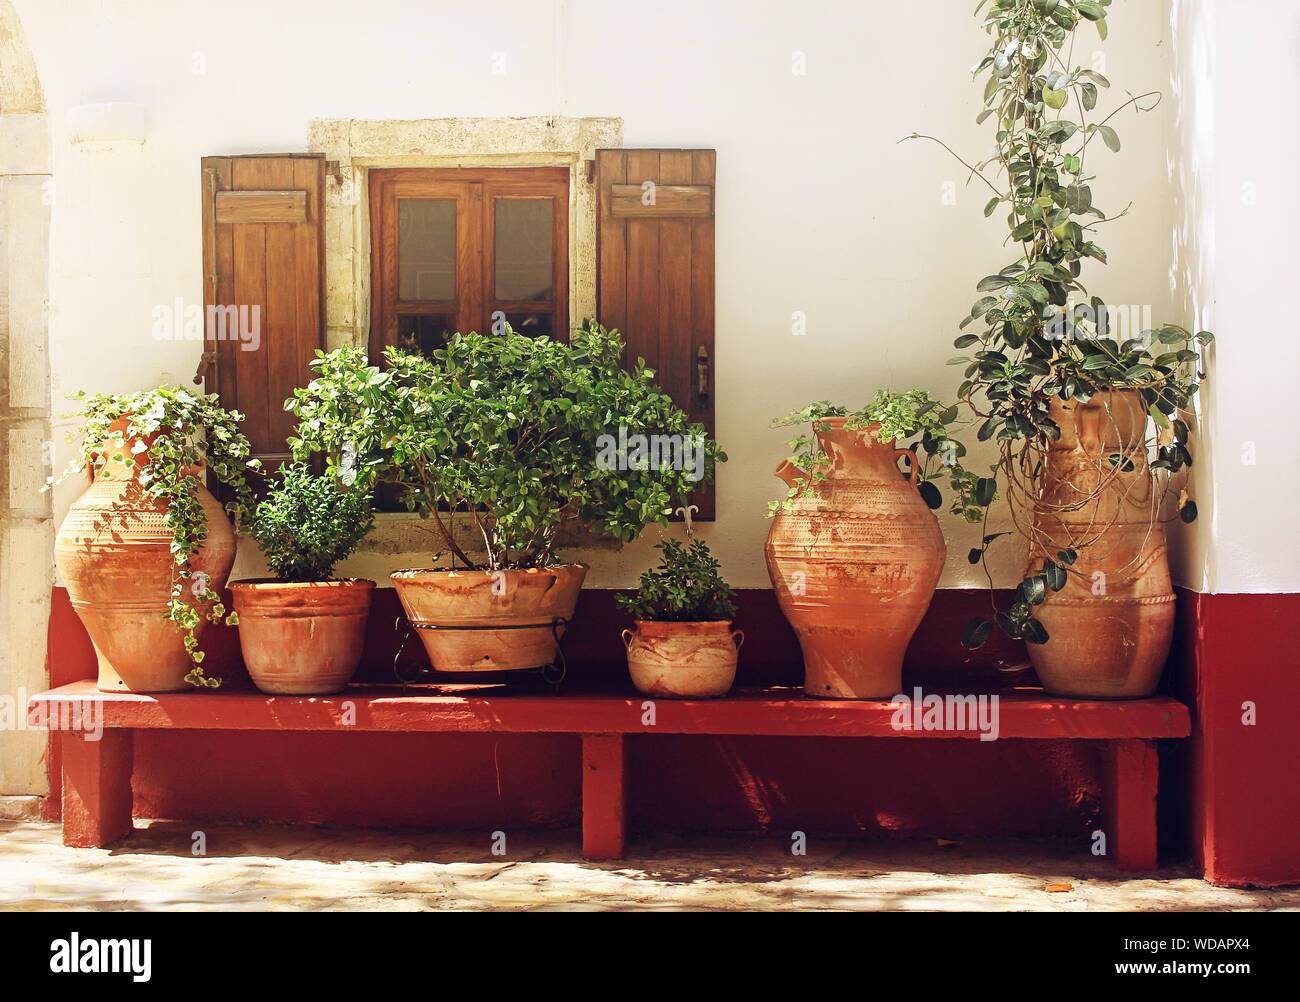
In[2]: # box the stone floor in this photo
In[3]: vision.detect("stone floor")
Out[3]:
[1,820,1296,911]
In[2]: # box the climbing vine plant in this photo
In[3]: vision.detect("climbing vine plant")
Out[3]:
[770,390,978,516]
[904,0,1213,648]
[52,387,260,687]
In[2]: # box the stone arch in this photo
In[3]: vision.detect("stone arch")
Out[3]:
[0,0,52,811]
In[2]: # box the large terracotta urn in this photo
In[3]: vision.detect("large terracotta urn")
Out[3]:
[391,565,587,672]
[54,419,237,692]
[765,418,946,699]
[1026,390,1175,698]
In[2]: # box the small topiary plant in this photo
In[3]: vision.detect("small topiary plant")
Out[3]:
[616,538,737,622]
[246,463,375,582]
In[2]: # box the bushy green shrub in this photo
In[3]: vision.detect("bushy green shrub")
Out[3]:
[246,463,374,582]
[616,538,736,622]
[286,322,725,571]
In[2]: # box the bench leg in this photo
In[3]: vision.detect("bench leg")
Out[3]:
[1100,737,1159,871]
[582,734,627,860]
[61,728,134,848]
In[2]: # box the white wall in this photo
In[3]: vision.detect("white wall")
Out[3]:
[1166,0,1300,594]
[1166,0,1215,592]
[15,0,1293,593]
[1194,0,1298,594]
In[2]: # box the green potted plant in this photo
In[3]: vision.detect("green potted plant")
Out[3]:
[766,389,970,699]
[286,321,725,674]
[50,387,259,692]
[617,538,741,699]
[905,0,1213,697]
[230,463,376,695]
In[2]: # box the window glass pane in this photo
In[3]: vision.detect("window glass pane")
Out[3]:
[499,312,553,339]
[494,199,553,301]
[398,199,455,301]
[398,314,454,356]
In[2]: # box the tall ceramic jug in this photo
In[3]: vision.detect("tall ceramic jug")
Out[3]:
[765,418,946,698]
[54,419,237,692]
[1026,390,1174,698]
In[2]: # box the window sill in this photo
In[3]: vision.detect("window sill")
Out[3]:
[355,511,624,561]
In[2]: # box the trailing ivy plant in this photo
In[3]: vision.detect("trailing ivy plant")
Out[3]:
[286,321,725,571]
[902,0,1214,649]
[769,389,977,516]
[246,463,375,582]
[616,538,737,623]
[50,387,260,687]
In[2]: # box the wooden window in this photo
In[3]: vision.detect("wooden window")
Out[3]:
[200,153,326,474]
[596,149,716,520]
[368,167,569,358]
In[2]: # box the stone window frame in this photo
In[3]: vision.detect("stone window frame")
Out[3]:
[306,117,625,558]
[308,116,623,353]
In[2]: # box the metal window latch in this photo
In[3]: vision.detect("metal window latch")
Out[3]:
[696,344,710,398]
[193,350,218,386]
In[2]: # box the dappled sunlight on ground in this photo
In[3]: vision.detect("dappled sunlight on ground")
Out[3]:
[1,821,1295,911]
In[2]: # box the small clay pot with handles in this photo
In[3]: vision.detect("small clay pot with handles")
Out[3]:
[622,620,744,699]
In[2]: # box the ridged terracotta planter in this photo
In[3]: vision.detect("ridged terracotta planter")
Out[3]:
[230,579,375,694]
[1026,390,1174,698]
[54,419,236,693]
[765,418,946,699]
[622,621,743,698]
[391,565,587,672]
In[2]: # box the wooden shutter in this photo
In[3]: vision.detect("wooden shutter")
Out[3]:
[596,149,716,520]
[200,153,326,471]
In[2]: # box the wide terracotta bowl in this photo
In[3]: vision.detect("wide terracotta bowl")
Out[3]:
[391,565,587,672]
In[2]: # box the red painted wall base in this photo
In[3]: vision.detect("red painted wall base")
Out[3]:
[1169,590,1300,887]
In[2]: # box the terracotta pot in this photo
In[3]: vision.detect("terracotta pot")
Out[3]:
[1026,390,1174,698]
[230,579,375,694]
[765,418,946,699]
[390,565,587,672]
[622,621,743,698]
[54,418,236,692]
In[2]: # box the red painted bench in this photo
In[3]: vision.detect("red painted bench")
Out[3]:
[28,681,1190,870]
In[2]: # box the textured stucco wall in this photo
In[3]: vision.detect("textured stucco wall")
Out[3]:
[0,0,51,798]
[0,0,41,114]
[11,0,1288,595]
